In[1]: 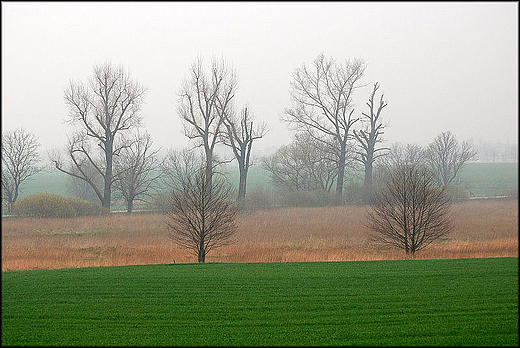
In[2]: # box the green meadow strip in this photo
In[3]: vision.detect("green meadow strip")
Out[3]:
[2,258,518,346]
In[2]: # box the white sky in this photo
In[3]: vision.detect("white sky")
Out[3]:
[2,2,518,158]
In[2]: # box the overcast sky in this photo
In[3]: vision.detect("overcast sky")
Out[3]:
[2,2,518,158]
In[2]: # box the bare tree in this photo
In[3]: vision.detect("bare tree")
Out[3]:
[178,57,237,186]
[262,133,338,193]
[425,131,477,186]
[384,143,426,168]
[353,82,389,204]
[166,155,238,263]
[222,106,267,200]
[373,143,426,199]
[282,53,366,203]
[368,164,452,257]
[50,62,146,209]
[113,131,162,213]
[1,129,43,214]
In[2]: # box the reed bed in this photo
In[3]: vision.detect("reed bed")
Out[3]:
[2,199,517,271]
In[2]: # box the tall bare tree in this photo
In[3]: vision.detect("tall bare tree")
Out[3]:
[425,131,477,186]
[178,57,237,186]
[51,62,146,209]
[353,82,389,204]
[113,131,162,213]
[368,163,452,257]
[1,129,43,214]
[166,154,238,263]
[282,53,366,203]
[222,106,267,200]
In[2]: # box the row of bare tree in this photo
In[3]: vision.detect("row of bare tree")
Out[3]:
[2,55,476,214]
[42,59,267,212]
[46,54,388,212]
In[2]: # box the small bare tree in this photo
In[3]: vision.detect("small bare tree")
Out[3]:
[222,106,267,200]
[51,62,146,209]
[353,82,389,204]
[282,53,366,203]
[113,131,162,213]
[425,131,477,186]
[368,163,452,257]
[166,154,238,263]
[178,57,237,186]
[262,132,339,193]
[1,129,43,213]
[384,143,426,168]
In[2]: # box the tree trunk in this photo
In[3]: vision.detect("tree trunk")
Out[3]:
[103,141,113,210]
[126,199,133,213]
[238,163,248,200]
[9,184,19,214]
[335,143,347,205]
[205,149,213,188]
[363,154,374,204]
[198,239,206,263]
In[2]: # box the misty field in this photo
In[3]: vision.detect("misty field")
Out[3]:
[13,162,519,201]
[2,258,518,346]
[1,199,517,271]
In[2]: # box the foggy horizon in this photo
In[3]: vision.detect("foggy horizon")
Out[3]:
[2,2,518,159]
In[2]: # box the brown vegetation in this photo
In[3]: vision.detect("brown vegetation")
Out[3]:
[2,200,518,271]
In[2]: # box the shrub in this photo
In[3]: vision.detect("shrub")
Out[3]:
[12,193,107,218]
[67,196,108,216]
[13,193,76,218]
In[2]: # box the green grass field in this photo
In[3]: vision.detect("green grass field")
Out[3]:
[458,163,518,196]
[2,258,518,346]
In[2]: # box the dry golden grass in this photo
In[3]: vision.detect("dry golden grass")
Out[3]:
[2,199,518,271]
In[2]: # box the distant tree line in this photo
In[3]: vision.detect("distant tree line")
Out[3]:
[469,139,517,163]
